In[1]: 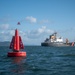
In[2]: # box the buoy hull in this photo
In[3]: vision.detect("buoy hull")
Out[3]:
[7,52,26,57]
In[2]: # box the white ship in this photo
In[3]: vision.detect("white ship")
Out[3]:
[41,32,74,47]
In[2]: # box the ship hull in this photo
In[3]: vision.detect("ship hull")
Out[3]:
[41,42,70,47]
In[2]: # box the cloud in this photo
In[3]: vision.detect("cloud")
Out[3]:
[25,16,37,23]
[25,16,54,25]
[0,26,54,45]
[25,26,54,39]
[38,26,46,33]
[22,26,54,45]
[39,20,49,24]
[0,24,9,30]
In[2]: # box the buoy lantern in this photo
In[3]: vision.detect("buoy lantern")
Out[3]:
[7,29,26,57]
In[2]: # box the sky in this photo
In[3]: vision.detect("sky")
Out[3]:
[0,0,75,45]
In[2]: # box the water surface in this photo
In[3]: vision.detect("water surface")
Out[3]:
[0,46,75,75]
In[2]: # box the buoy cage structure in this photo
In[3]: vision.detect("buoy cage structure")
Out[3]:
[7,29,26,57]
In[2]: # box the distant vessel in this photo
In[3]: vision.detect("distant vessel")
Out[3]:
[41,32,74,47]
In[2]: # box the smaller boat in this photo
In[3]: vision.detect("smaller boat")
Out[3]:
[41,32,74,47]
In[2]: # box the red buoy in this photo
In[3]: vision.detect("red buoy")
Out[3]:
[8,29,26,57]
[8,52,26,57]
